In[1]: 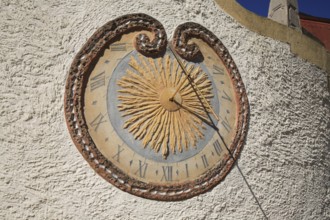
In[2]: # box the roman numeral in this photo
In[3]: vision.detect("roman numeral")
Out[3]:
[110,43,127,51]
[213,64,224,75]
[222,90,232,102]
[221,117,232,133]
[90,71,105,91]
[112,145,124,163]
[201,155,209,168]
[185,163,189,178]
[213,139,222,156]
[90,113,106,132]
[135,160,148,178]
[161,166,173,182]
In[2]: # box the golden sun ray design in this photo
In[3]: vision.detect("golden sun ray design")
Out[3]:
[117,53,214,159]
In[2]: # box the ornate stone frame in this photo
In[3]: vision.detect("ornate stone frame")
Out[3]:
[64,13,249,201]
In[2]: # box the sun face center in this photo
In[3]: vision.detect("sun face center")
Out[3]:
[159,87,182,112]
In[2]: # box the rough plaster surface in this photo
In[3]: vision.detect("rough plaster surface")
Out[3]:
[0,0,329,219]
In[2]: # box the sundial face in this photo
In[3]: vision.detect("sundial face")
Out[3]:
[64,13,249,200]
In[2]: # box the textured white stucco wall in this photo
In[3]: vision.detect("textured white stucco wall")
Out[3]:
[0,0,329,219]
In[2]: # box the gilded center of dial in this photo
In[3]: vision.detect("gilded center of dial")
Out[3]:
[159,88,182,112]
[116,54,214,158]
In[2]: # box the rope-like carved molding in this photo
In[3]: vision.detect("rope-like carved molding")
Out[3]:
[64,14,249,201]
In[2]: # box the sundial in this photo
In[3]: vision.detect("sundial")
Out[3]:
[64,13,249,200]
